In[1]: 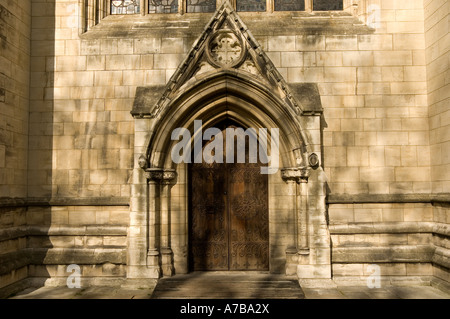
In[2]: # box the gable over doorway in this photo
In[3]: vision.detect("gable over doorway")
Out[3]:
[129,1,329,280]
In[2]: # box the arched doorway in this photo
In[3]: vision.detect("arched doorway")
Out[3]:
[189,121,269,271]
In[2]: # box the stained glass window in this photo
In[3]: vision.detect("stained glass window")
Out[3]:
[274,0,305,11]
[149,0,178,13]
[236,0,266,12]
[186,0,216,13]
[111,0,141,14]
[313,0,343,11]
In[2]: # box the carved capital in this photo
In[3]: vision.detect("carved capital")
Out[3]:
[145,168,164,182]
[281,167,310,183]
[162,169,178,185]
[145,168,178,184]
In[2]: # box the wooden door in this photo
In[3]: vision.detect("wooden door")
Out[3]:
[189,125,269,271]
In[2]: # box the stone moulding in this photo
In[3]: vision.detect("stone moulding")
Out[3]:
[0,197,130,208]
[327,193,450,205]
[332,245,435,263]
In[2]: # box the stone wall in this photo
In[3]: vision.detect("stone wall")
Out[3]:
[425,0,449,194]
[424,0,449,288]
[0,205,28,295]
[1,0,448,294]
[25,205,128,287]
[0,0,31,296]
[0,0,30,198]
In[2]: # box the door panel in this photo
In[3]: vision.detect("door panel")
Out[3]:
[190,162,228,270]
[228,163,269,270]
[189,124,269,271]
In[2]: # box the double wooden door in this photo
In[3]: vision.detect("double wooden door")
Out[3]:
[189,125,269,271]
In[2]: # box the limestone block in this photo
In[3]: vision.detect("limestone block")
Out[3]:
[406,263,433,276]
[358,67,382,82]
[363,263,407,276]
[86,56,105,71]
[55,56,86,72]
[141,55,154,69]
[395,167,431,182]
[288,67,324,82]
[94,71,123,86]
[296,35,326,51]
[280,52,303,67]
[354,208,382,223]
[144,70,166,85]
[342,51,374,67]
[268,36,295,52]
[326,36,357,51]
[394,34,426,50]
[154,54,184,69]
[134,38,161,54]
[328,205,354,224]
[381,66,404,81]
[374,51,413,66]
[391,82,427,95]
[102,263,125,276]
[161,38,185,54]
[109,210,129,225]
[56,150,81,170]
[323,67,356,83]
[104,236,127,247]
[358,34,393,51]
[377,132,409,146]
[68,209,96,225]
[54,71,94,87]
[81,40,101,55]
[381,208,404,222]
[297,265,331,279]
[332,263,364,276]
[316,52,343,66]
[404,206,433,222]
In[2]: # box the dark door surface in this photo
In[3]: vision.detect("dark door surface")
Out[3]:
[190,125,269,271]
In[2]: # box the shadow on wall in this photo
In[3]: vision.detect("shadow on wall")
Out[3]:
[0,0,57,298]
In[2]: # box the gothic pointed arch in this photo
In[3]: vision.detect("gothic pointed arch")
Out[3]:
[131,0,323,171]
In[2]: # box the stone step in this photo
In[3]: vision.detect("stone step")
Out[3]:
[151,272,305,299]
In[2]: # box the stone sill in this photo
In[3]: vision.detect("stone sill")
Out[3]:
[81,11,372,39]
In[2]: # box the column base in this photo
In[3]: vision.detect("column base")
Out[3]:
[297,265,332,279]
[147,250,161,277]
[285,248,298,276]
[161,248,174,277]
[127,265,161,279]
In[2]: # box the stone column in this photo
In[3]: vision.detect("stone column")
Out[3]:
[284,179,298,275]
[160,169,177,277]
[145,168,163,276]
[281,167,311,256]
[141,0,146,16]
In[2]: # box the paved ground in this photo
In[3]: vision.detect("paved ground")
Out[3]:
[9,284,449,299]
[7,272,450,299]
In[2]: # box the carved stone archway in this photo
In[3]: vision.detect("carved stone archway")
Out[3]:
[128,1,331,280]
